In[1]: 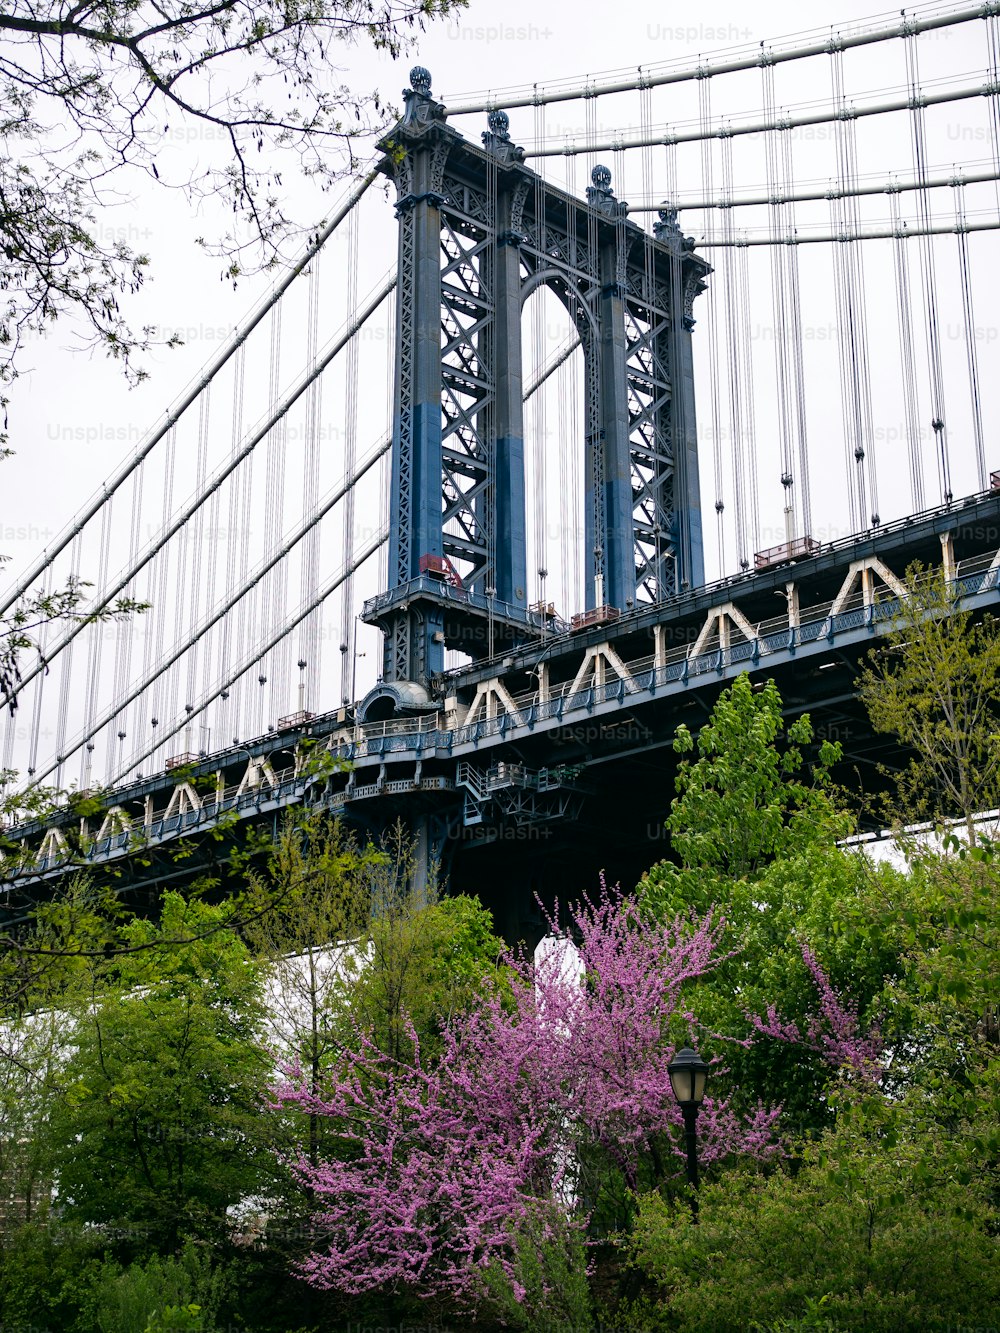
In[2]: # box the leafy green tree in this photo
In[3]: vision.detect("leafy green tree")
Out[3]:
[624,671,1000,1331]
[0,875,124,1229]
[238,810,378,1190]
[651,673,848,890]
[640,673,897,1133]
[348,822,507,1062]
[42,892,275,1253]
[0,1221,106,1332]
[82,1243,231,1333]
[626,1087,1000,1333]
[859,563,1000,842]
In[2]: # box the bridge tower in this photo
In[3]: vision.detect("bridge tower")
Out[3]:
[360,67,710,718]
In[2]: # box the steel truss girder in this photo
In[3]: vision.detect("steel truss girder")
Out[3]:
[440,215,494,589]
[625,305,678,600]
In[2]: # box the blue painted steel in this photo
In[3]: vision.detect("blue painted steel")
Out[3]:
[495,433,527,606]
[412,401,444,574]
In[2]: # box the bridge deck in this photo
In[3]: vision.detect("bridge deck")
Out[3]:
[5,491,1000,912]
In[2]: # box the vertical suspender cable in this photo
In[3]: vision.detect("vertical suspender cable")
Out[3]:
[145,424,177,771]
[80,497,116,779]
[259,302,286,732]
[197,398,224,743]
[298,240,323,713]
[736,241,760,549]
[830,47,874,531]
[848,114,879,528]
[220,345,248,744]
[781,126,812,541]
[183,386,212,747]
[698,74,734,570]
[720,133,755,561]
[110,466,144,776]
[889,192,926,513]
[53,531,84,789]
[905,30,952,504]
[337,220,357,704]
[763,60,796,548]
[954,183,987,491]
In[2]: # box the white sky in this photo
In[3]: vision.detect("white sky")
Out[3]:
[2,0,998,787]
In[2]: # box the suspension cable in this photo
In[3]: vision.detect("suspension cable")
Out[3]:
[907,29,953,504]
[446,5,987,115]
[25,442,392,791]
[698,217,1000,245]
[0,166,383,619]
[954,185,988,489]
[633,165,1000,212]
[10,271,398,704]
[524,82,998,158]
[105,530,388,789]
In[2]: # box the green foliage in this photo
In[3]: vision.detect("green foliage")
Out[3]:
[239,810,375,960]
[859,563,1000,839]
[658,674,847,886]
[477,1206,594,1332]
[145,1308,205,1333]
[43,892,275,1253]
[627,664,1000,1328]
[640,674,888,1131]
[0,1222,105,1331]
[0,1228,235,1333]
[84,1244,229,1333]
[628,1090,1000,1333]
[351,887,508,1062]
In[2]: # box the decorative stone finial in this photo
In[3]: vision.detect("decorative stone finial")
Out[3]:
[409,66,432,95]
[654,201,697,252]
[482,106,525,164]
[586,164,627,218]
[395,64,446,134]
[654,203,681,243]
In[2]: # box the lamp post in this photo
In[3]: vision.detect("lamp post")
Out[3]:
[668,1045,710,1223]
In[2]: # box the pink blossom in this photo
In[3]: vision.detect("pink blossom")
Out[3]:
[275,884,783,1302]
[748,941,884,1080]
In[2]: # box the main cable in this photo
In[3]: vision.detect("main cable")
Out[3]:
[445,5,986,115]
[10,271,398,705]
[0,166,383,619]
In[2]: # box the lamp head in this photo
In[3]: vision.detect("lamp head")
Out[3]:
[668,1047,710,1107]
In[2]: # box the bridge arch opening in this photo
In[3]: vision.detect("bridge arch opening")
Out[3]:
[520,283,587,622]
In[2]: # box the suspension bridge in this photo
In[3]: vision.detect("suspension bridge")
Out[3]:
[4,1,1000,937]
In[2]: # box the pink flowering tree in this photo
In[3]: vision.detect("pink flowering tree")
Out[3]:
[748,940,885,1082]
[274,884,783,1308]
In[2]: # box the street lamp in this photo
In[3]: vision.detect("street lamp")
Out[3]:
[668,1045,710,1223]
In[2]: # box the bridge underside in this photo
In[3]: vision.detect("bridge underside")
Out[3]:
[5,492,1000,943]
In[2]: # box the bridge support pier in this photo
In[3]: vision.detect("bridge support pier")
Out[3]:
[940,530,956,582]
